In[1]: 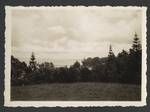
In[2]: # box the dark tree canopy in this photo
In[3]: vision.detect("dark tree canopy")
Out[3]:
[11,33,142,85]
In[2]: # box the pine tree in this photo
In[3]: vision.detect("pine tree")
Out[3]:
[131,33,141,53]
[29,52,37,71]
[108,44,115,60]
[129,33,142,58]
[106,45,117,82]
[128,33,142,84]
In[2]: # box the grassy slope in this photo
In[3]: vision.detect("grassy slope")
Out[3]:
[11,82,141,101]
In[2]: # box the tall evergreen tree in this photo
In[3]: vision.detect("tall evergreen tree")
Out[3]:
[105,45,117,82]
[29,52,37,71]
[131,33,141,53]
[108,45,115,60]
[128,33,142,84]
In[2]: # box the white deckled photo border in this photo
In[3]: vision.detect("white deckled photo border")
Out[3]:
[4,6,147,107]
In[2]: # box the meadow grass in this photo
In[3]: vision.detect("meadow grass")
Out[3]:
[11,82,141,101]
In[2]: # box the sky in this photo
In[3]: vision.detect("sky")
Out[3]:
[10,7,143,66]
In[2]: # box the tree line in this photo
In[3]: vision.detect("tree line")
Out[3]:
[11,34,141,86]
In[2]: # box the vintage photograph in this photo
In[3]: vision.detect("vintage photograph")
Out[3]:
[5,6,147,107]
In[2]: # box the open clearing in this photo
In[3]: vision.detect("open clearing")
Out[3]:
[11,82,141,101]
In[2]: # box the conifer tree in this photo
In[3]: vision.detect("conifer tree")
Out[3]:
[130,33,141,55]
[108,45,115,60]
[128,33,142,84]
[29,52,37,71]
[105,45,117,82]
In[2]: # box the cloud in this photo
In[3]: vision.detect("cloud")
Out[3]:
[10,7,143,64]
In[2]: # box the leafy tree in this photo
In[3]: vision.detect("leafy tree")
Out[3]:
[82,57,93,68]
[116,50,129,83]
[72,61,81,68]
[35,62,55,83]
[11,56,28,85]
[80,66,92,82]
[69,61,81,82]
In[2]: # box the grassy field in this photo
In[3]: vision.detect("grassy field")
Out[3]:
[11,82,141,101]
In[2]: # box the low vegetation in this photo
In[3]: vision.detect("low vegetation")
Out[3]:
[11,82,141,101]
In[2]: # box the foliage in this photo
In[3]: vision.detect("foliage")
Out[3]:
[11,34,142,85]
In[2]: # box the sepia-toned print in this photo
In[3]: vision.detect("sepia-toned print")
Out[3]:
[5,6,147,107]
